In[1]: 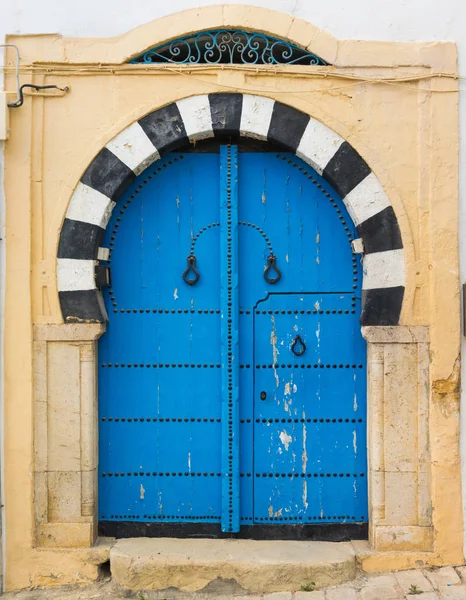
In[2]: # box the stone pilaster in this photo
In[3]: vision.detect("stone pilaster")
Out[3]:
[363,326,432,552]
[33,324,104,548]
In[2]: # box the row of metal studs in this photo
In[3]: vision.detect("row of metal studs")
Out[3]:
[99,418,363,424]
[100,362,365,370]
[107,305,358,315]
[108,154,186,260]
[104,308,255,314]
[238,222,274,252]
[256,309,355,315]
[255,306,357,314]
[277,154,360,289]
[257,515,363,521]
[190,220,275,258]
[100,363,221,368]
[101,472,222,477]
[101,417,221,423]
[101,363,364,368]
[255,473,365,478]
[255,364,364,369]
[107,154,360,309]
[100,514,362,521]
[107,156,186,310]
[101,472,365,478]
[113,309,221,314]
[226,144,235,532]
[108,154,186,313]
[190,222,220,255]
[101,515,220,520]
[106,153,361,308]
[255,418,364,423]
[238,516,361,522]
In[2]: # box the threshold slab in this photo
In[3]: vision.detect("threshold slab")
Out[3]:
[110,538,356,593]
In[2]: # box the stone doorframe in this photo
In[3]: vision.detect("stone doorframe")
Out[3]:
[1,5,458,589]
[39,92,430,555]
[33,322,432,558]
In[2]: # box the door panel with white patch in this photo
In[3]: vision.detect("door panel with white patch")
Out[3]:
[253,293,367,524]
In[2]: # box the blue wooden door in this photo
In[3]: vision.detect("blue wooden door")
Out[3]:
[98,145,367,535]
[99,152,224,526]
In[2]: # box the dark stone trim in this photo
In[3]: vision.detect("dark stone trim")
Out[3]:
[59,289,108,323]
[81,147,135,202]
[58,219,104,261]
[323,141,372,199]
[139,103,189,154]
[357,206,404,254]
[361,286,405,326]
[209,93,243,136]
[98,520,368,541]
[58,95,405,326]
[267,102,310,152]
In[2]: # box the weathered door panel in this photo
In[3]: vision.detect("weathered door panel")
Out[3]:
[99,146,367,534]
[100,313,222,363]
[99,152,223,524]
[237,152,357,310]
[253,294,367,524]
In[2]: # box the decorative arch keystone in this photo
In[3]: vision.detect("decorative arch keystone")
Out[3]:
[57,93,405,326]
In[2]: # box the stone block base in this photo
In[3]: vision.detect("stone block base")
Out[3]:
[110,538,356,593]
[36,522,95,548]
[372,526,434,551]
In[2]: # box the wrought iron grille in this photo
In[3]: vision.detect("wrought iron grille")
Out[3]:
[129,30,327,65]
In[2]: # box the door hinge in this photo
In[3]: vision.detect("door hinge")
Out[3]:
[351,238,364,254]
[97,247,110,261]
[95,264,111,289]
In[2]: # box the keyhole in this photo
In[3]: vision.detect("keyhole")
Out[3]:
[291,335,306,357]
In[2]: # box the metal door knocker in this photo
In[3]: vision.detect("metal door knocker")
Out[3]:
[264,253,281,284]
[291,335,306,357]
[182,254,200,285]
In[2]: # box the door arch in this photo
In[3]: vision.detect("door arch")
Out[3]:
[57,93,405,328]
[97,140,367,538]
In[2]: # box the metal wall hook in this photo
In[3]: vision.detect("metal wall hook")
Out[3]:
[264,253,281,284]
[182,255,200,285]
[291,335,306,357]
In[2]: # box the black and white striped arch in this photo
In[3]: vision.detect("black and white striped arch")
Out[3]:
[57,93,405,326]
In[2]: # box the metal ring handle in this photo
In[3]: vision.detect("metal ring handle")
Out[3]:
[264,253,281,284]
[182,255,200,286]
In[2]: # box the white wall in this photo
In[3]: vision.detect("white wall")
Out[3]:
[0,0,463,41]
[1,0,466,553]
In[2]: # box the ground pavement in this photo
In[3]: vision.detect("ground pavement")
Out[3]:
[4,566,466,599]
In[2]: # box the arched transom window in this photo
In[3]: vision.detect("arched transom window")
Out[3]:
[129,30,328,65]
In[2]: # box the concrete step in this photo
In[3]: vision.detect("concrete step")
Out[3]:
[110,538,356,593]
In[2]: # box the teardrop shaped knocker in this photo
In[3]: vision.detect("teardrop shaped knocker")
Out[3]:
[264,253,281,284]
[291,335,306,357]
[182,254,200,286]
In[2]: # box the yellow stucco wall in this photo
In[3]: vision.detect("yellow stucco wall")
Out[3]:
[1,5,463,590]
